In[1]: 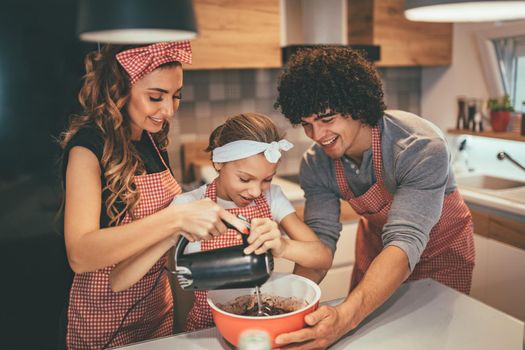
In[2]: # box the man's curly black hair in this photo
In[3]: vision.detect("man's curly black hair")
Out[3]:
[275,47,386,126]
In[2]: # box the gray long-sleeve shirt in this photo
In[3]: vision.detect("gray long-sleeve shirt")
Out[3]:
[300,110,457,271]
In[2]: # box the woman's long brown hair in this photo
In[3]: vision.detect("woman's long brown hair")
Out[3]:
[60,45,177,225]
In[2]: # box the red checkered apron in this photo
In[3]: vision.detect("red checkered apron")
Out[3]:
[184,180,273,331]
[66,133,181,349]
[335,126,475,294]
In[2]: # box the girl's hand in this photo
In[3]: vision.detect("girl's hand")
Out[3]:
[171,198,249,242]
[243,218,286,257]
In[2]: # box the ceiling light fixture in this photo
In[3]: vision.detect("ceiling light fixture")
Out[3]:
[405,0,525,22]
[77,0,198,44]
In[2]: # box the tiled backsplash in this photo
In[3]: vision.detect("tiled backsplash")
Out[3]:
[168,67,421,181]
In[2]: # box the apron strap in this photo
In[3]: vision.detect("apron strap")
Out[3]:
[334,125,383,199]
[370,125,383,182]
[147,132,170,171]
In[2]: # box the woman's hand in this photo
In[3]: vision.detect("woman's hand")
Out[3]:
[243,218,286,257]
[171,198,249,242]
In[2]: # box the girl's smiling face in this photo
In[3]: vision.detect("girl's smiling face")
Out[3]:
[215,153,278,207]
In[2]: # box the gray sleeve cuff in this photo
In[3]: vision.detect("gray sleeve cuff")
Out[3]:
[318,232,338,254]
[384,240,421,272]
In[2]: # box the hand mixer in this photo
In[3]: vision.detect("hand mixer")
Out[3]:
[169,215,274,291]
[168,215,274,316]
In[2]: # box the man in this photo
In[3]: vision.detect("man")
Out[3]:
[273,47,475,349]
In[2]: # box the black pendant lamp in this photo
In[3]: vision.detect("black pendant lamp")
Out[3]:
[77,0,198,44]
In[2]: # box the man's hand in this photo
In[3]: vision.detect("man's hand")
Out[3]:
[276,246,411,349]
[275,304,353,350]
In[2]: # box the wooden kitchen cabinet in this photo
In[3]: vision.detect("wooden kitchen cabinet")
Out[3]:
[471,234,525,322]
[347,0,452,66]
[186,0,281,70]
[470,209,525,322]
[471,208,525,250]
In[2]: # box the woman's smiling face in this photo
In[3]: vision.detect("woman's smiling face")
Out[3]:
[126,65,183,140]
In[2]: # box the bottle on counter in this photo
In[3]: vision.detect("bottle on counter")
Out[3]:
[467,99,477,131]
[522,101,525,136]
[238,329,271,350]
[509,112,522,133]
[473,99,484,132]
[456,97,467,130]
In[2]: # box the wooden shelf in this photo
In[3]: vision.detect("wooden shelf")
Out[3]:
[447,129,525,142]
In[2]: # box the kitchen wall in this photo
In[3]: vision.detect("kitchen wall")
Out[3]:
[422,21,525,181]
[421,22,493,130]
[168,66,421,181]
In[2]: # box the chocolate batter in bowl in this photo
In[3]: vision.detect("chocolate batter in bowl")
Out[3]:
[207,273,321,348]
[217,293,307,316]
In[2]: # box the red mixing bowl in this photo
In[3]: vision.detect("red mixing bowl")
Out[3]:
[207,273,321,348]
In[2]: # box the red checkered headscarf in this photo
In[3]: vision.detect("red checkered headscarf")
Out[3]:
[116,41,192,85]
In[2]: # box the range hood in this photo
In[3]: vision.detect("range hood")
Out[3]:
[282,44,380,63]
[280,0,381,63]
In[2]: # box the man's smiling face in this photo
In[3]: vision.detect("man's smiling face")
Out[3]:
[300,111,364,159]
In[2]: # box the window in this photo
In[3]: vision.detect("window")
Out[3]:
[477,21,525,112]
[513,39,525,112]
[492,35,525,111]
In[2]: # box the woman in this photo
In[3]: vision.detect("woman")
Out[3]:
[59,41,246,349]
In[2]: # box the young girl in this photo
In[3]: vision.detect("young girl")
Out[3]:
[110,112,333,331]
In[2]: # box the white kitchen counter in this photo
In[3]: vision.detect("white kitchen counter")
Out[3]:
[117,279,524,350]
[458,186,525,219]
[455,172,525,219]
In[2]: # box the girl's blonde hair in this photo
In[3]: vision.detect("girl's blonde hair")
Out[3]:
[206,113,284,154]
[59,44,179,225]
